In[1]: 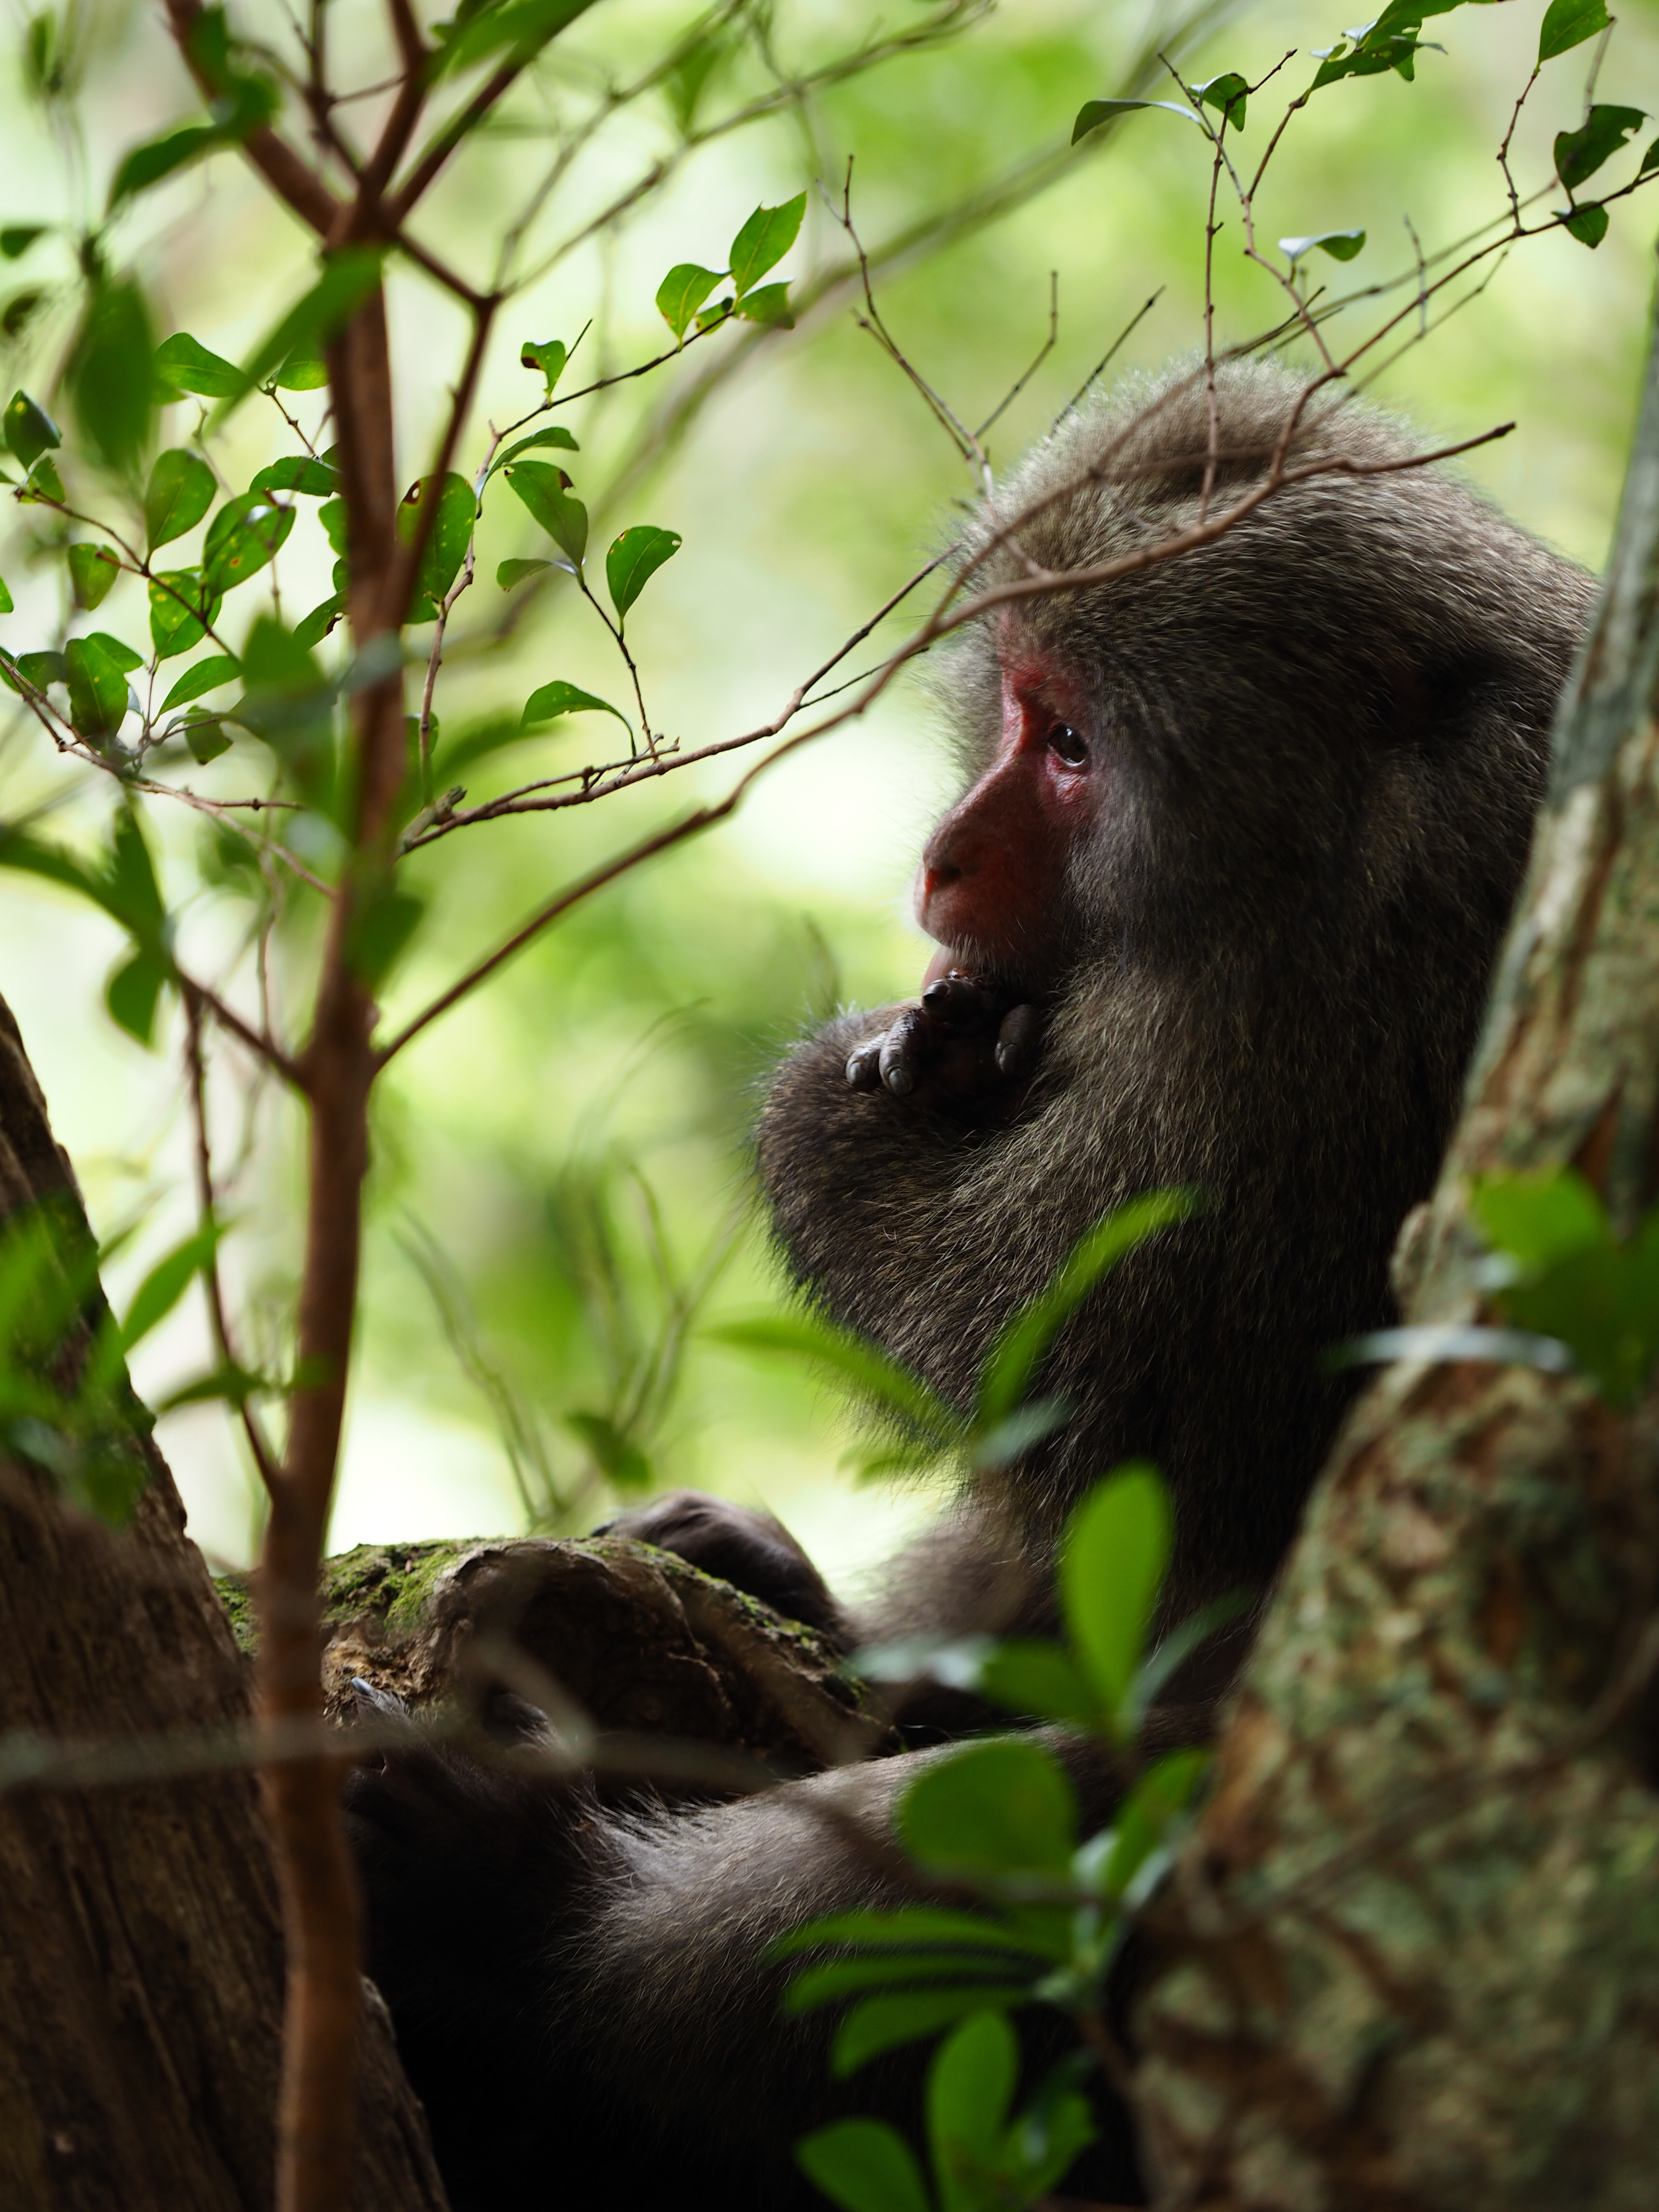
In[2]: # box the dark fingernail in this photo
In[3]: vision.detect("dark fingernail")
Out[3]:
[845,1044,881,1090]
[882,1062,914,1096]
[995,1003,1042,1077]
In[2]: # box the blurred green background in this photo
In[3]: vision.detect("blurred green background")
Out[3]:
[0,0,1655,1590]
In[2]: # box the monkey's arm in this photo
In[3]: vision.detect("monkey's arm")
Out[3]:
[347,1733,1135,2209]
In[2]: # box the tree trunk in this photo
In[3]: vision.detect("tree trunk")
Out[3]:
[0,998,448,2212]
[1131,300,1659,2209]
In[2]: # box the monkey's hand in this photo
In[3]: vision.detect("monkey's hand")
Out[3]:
[594,1488,848,1644]
[843,970,1044,1105]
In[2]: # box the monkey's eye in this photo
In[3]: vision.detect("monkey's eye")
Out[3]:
[1047,723,1089,769]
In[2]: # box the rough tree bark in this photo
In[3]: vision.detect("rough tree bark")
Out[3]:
[0,997,450,2212]
[1132,306,1659,2201]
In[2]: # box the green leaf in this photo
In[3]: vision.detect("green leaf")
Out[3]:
[605,525,681,622]
[1473,1167,1659,1404]
[928,2011,1016,2212]
[1555,105,1645,192]
[203,493,294,593]
[783,1954,1013,2011]
[154,332,243,398]
[1280,229,1367,264]
[695,298,733,332]
[86,631,144,673]
[711,1312,962,1450]
[68,542,121,611]
[505,459,587,565]
[435,0,603,78]
[794,2120,933,2212]
[734,281,793,328]
[161,654,239,710]
[149,569,220,659]
[209,245,385,426]
[488,424,578,478]
[105,950,167,1045]
[768,1908,1051,1964]
[1472,1167,1607,1270]
[1059,1464,1171,1733]
[1073,96,1200,144]
[728,193,805,297]
[0,576,11,613]
[0,227,46,258]
[1088,1746,1212,1901]
[519,679,628,734]
[13,649,65,690]
[317,497,348,557]
[292,593,342,649]
[1539,0,1609,62]
[64,636,132,741]
[977,1638,1096,1727]
[1188,71,1248,128]
[144,447,216,550]
[1562,202,1611,247]
[250,455,338,497]
[22,455,64,504]
[900,1739,1077,1878]
[68,278,156,474]
[498,558,553,592]
[398,470,476,620]
[275,349,328,391]
[345,880,424,990]
[519,337,568,390]
[975,1190,1197,1430]
[121,1222,220,1349]
[656,263,722,341]
[180,715,230,763]
[3,388,60,468]
[108,121,220,209]
[105,804,165,936]
[831,1990,1030,2079]
[565,1408,650,1490]
[233,613,333,799]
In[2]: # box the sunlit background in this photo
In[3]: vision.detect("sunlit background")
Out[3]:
[1,0,1655,1590]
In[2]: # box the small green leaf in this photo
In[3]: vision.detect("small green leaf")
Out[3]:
[64,636,132,741]
[210,245,385,426]
[831,1990,1030,2078]
[498,558,553,592]
[519,337,569,390]
[1188,70,1248,128]
[695,297,733,331]
[250,454,338,497]
[13,649,65,690]
[900,1739,1077,1878]
[233,614,333,802]
[728,193,805,297]
[398,470,475,619]
[22,455,64,504]
[768,1908,1051,1964]
[0,576,11,613]
[149,569,220,659]
[317,497,348,557]
[1562,201,1611,246]
[435,0,602,78]
[68,542,121,611]
[0,227,46,258]
[154,331,243,398]
[605,525,681,622]
[1642,136,1659,180]
[505,459,587,565]
[275,349,328,391]
[121,1223,220,1349]
[108,122,220,210]
[794,2119,932,2212]
[292,593,342,649]
[1280,228,1367,264]
[1555,105,1645,192]
[144,447,216,550]
[733,280,793,329]
[161,654,239,710]
[1059,1464,1171,1732]
[4,388,60,469]
[1539,0,1610,63]
[712,1312,962,1449]
[656,263,722,341]
[69,278,156,474]
[203,493,294,593]
[1073,96,1200,144]
[180,715,230,763]
[977,1638,1096,1726]
[105,950,168,1046]
[565,1408,650,1490]
[928,2011,1017,2212]
[488,424,578,478]
[85,630,143,673]
[519,679,628,734]
[783,1953,1003,2011]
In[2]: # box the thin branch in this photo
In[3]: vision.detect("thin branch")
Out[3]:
[974,270,1059,441]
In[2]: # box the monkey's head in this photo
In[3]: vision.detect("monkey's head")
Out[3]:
[920,360,1588,1005]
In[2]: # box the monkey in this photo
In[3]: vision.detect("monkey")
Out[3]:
[343,359,1596,2210]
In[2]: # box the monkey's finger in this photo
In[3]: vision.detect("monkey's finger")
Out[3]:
[844,1037,885,1090]
[879,1008,930,1097]
[995,1004,1043,1078]
[920,973,986,1030]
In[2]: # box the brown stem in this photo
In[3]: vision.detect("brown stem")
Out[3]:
[162,0,339,232]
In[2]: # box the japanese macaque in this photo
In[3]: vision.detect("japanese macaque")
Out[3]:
[345,360,1594,2208]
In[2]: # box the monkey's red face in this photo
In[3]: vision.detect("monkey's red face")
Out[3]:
[915,653,1095,991]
